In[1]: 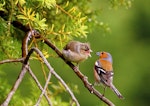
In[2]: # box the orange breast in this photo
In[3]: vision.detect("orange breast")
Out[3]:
[99,60,113,71]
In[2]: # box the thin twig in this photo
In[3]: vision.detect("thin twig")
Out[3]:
[30,47,80,106]
[56,4,73,19]
[0,50,52,106]
[35,66,52,106]
[0,58,24,64]
[1,64,29,106]
[1,37,35,105]
[27,67,52,106]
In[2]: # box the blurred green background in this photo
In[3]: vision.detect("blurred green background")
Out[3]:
[1,0,150,106]
[84,0,150,105]
[69,0,150,105]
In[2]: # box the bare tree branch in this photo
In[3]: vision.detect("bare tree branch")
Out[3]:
[35,65,52,106]
[30,47,80,106]
[21,27,80,105]
[0,53,52,106]
[0,58,24,64]
[1,48,52,106]
[27,67,52,106]
[1,64,29,106]
[1,40,35,106]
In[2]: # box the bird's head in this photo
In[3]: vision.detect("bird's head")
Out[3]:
[96,51,113,63]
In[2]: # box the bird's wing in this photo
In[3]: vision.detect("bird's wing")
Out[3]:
[94,60,106,75]
[94,60,114,86]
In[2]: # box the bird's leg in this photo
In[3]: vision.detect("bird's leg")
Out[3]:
[73,63,79,72]
[93,82,97,86]
[102,86,107,97]
[93,81,101,86]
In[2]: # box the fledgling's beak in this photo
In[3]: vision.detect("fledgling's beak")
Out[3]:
[90,49,93,52]
[88,49,93,57]
[88,54,92,57]
[96,52,100,56]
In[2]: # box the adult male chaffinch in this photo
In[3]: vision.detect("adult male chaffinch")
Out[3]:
[62,41,92,65]
[94,51,124,99]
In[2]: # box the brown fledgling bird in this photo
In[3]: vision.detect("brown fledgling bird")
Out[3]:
[62,41,92,65]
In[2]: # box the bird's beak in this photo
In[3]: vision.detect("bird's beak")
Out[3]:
[96,52,100,56]
[90,49,93,52]
[88,54,92,57]
[88,49,92,57]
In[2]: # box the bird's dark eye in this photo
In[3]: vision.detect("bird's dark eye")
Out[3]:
[82,45,89,51]
[85,47,89,51]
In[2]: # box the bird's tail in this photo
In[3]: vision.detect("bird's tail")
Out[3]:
[110,84,124,99]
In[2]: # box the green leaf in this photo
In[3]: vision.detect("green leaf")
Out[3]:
[17,7,35,23]
[37,0,56,9]
[34,13,48,30]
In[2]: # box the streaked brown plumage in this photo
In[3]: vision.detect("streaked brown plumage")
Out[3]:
[62,41,92,64]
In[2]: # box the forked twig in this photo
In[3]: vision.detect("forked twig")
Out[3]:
[28,47,80,106]
[27,67,52,106]
[0,58,24,64]
[35,64,52,105]
[1,47,80,106]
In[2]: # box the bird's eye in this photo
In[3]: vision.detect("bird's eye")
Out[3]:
[85,47,89,51]
[82,45,89,51]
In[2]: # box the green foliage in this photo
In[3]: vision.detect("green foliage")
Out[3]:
[36,0,56,9]
[0,0,97,59]
[0,1,6,11]
[0,18,21,59]
[0,0,132,59]
[109,0,133,9]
